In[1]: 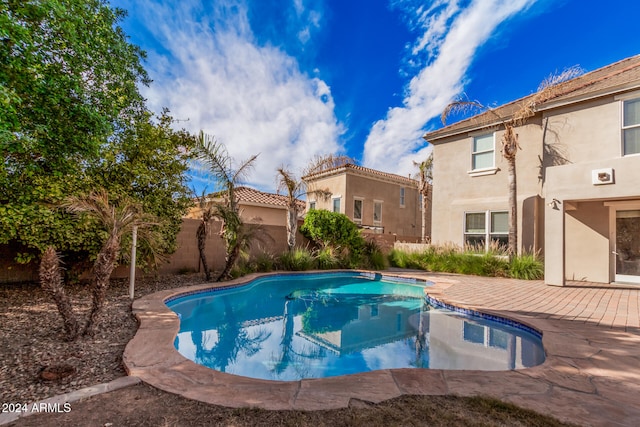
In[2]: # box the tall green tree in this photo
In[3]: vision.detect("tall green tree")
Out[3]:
[1,1,194,270]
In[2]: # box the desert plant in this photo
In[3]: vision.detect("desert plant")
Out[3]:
[509,252,544,280]
[278,248,314,271]
[314,247,341,270]
[39,247,80,340]
[194,190,215,281]
[194,132,259,281]
[64,190,161,336]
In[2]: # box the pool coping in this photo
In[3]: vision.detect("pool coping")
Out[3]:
[122,270,639,425]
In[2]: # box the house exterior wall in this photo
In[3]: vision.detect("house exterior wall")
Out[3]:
[305,168,424,241]
[431,121,544,253]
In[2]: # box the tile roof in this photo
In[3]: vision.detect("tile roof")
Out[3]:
[425,54,640,141]
[303,163,417,185]
[234,186,305,211]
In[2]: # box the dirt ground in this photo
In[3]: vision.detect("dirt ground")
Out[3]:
[1,274,577,427]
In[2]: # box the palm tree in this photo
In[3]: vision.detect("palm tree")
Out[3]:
[39,246,81,340]
[276,155,353,251]
[441,67,582,256]
[194,190,215,281]
[413,153,433,243]
[64,190,160,335]
[195,132,259,280]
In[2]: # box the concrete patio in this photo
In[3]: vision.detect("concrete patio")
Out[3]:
[123,270,640,427]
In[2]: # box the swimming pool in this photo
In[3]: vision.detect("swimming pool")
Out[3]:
[167,271,545,381]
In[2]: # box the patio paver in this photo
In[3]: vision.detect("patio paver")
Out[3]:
[123,270,640,427]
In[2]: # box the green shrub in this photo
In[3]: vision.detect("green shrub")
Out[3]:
[300,210,365,253]
[390,244,541,279]
[278,248,314,271]
[253,251,276,272]
[509,253,544,280]
[314,247,341,270]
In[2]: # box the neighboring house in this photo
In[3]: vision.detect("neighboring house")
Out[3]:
[424,54,640,286]
[186,186,306,226]
[302,163,427,241]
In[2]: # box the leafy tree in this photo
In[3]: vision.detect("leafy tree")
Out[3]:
[300,209,365,254]
[413,153,433,243]
[195,132,259,281]
[0,0,194,271]
[441,67,582,256]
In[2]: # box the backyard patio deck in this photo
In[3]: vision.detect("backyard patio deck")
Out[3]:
[122,270,640,427]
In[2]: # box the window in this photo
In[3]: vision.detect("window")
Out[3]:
[464,210,508,250]
[472,134,495,170]
[373,201,382,223]
[399,187,405,207]
[309,201,316,210]
[623,98,640,155]
[353,199,363,222]
[332,197,341,213]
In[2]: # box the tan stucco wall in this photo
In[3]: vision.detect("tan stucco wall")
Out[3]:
[431,121,544,252]
[544,155,640,284]
[564,202,610,283]
[305,170,424,239]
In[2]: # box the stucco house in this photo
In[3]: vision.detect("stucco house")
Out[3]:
[424,54,640,286]
[302,163,428,242]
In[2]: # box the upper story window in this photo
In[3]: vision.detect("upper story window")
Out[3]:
[399,187,405,207]
[472,134,495,170]
[464,210,508,251]
[332,197,341,213]
[309,201,316,210]
[623,98,640,155]
[353,199,363,222]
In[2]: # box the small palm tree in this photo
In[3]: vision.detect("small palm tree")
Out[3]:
[195,132,259,280]
[413,153,433,243]
[64,190,160,335]
[194,190,215,281]
[39,246,81,340]
[441,67,582,256]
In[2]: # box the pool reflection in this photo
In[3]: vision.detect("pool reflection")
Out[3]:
[169,278,544,381]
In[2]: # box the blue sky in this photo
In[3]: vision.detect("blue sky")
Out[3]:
[111,0,639,192]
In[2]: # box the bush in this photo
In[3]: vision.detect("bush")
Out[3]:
[300,210,365,253]
[314,247,341,270]
[509,253,544,280]
[388,245,541,279]
[277,248,314,271]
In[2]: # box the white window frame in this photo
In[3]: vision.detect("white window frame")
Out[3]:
[373,200,383,224]
[463,210,508,251]
[468,133,499,177]
[353,197,363,223]
[621,97,640,156]
[399,187,405,207]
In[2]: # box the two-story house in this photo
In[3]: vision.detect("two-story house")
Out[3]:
[302,164,427,242]
[424,54,640,286]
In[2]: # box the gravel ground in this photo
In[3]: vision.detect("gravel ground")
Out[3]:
[0,273,206,404]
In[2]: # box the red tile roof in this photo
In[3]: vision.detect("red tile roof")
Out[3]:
[234,186,305,211]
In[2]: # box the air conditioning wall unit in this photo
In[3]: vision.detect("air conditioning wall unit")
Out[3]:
[591,168,614,185]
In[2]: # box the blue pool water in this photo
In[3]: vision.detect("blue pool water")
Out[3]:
[167,272,545,381]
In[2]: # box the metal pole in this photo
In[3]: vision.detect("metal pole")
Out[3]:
[129,225,138,300]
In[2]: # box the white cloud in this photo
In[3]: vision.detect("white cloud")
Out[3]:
[133,0,344,191]
[363,0,537,176]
